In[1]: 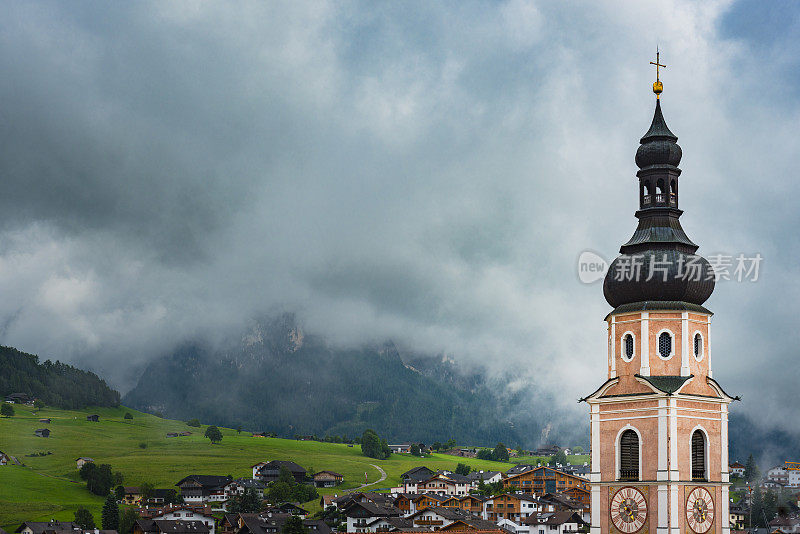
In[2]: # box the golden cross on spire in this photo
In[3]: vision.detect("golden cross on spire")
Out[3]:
[650,48,666,98]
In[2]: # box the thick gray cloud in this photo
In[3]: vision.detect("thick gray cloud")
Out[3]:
[0,0,797,439]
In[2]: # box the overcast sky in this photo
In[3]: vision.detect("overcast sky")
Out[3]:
[0,0,797,437]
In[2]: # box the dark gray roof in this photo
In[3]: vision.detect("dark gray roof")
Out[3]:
[634,374,693,395]
[175,474,232,488]
[258,460,306,474]
[15,522,79,534]
[605,300,713,319]
[135,521,209,534]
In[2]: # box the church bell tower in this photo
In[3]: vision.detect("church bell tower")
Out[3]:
[583,54,737,534]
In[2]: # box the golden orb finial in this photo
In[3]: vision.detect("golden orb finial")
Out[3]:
[650,48,666,99]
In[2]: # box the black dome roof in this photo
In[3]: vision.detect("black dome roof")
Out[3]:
[603,99,714,309]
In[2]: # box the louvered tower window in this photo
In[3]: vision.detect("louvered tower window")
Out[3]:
[619,429,639,481]
[658,331,672,358]
[692,430,707,481]
[624,334,634,360]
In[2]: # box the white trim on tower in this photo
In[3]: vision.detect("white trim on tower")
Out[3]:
[681,312,690,375]
[640,312,650,375]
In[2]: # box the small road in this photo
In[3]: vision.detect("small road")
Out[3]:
[353,463,387,490]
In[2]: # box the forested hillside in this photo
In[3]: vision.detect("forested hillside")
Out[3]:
[123,314,568,447]
[0,346,120,409]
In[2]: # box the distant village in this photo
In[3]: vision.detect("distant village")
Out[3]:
[3,393,800,534]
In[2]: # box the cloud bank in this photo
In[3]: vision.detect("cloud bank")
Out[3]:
[0,0,797,438]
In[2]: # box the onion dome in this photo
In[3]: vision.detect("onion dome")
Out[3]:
[635,100,682,169]
[603,99,714,310]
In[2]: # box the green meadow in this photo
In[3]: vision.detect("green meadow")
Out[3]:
[0,404,514,530]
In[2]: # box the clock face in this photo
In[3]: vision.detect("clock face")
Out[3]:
[686,487,715,533]
[610,486,648,533]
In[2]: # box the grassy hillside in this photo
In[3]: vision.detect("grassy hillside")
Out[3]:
[0,404,513,530]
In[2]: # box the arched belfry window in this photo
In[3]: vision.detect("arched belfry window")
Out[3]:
[619,429,639,481]
[692,430,707,481]
[694,333,703,360]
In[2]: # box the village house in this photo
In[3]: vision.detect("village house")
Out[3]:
[224,478,266,501]
[766,466,800,488]
[13,521,117,534]
[123,487,144,505]
[263,504,309,518]
[225,513,330,534]
[394,470,471,495]
[502,466,589,495]
[134,520,208,534]
[252,460,307,484]
[362,516,414,532]
[388,444,413,454]
[39,418,51,424]
[458,495,489,516]
[312,471,344,488]
[175,475,232,505]
[729,461,746,477]
[0,451,11,465]
[167,432,179,438]
[769,515,800,534]
[86,414,100,422]
[136,505,216,534]
[405,506,479,530]
[34,428,50,438]
[484,494,541,522]
[76,457,94,469]
[439,518,505,532]
[466,471,503,487]
[522,511,586,534]
[4,393,33,405]
[532,446,562,457]
[343,500,403,532]
[729,504,747,530]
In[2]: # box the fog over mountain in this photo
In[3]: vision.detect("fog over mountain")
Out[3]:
[0,1,798,456]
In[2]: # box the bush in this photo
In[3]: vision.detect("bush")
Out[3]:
[186,418,201,427]
[138,442,147,449]
[360,429,391,460]
[74,506,95,529]
[124,412,133,420]
[1,403,14,417]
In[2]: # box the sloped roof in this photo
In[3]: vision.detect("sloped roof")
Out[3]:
[175,475,232,488]
[634,374,693,395]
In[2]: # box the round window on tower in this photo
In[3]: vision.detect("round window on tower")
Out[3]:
[622,333,635,362]
[658,330,673,359]
[694,332,704,361]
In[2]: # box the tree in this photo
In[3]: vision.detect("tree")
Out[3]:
[493,443,509,462]
[205,425,223,444]
[229,487,262,513]
[572,446,584,454]
[410,443,421,456]
[445,439,457,449]
[187,418,202,427]
[455,463,471,476]
[114,485,125,501]
[763,489,778,525]
[124,412,133,420]
[267,480,293,503]
[745,454,759,483]
[360,429,390,460]
[33,399,45,410]
[74,507,95,529]
[750,486,764,527]
[140,482,155,501]
[476,449,493,461]
[281,515,308,534]
[79,462,97,480]
[551,449,568,466]
[236,424,242,434]
[0,403,14,417]
[119,508,140,534]
[101,493,120,530]
[86,464,117,496]
[315,506,345,529]
[432,442,442,452]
